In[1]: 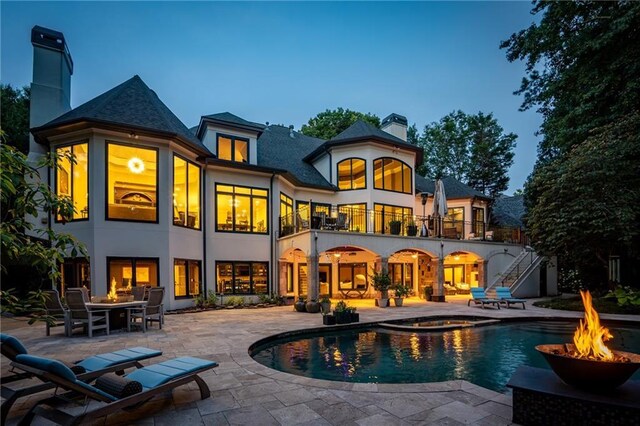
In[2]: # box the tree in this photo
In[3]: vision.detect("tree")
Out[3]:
[0,136,87,286]
[418,111,516,197]
[503,1,640,286]
[1,84,30,154]
[300,108,380,140]
[466,112,516,198]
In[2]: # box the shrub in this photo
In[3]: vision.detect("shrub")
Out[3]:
[605,286,640,307]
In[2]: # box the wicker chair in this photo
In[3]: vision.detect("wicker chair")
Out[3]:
[66,289,109,338]
[42,290,68,336]
[127,287,164,332]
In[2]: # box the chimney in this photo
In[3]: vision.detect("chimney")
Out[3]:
[29,26,73,156]
[381,113,408,142]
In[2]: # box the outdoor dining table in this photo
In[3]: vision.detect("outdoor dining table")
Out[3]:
[85,301,147,331]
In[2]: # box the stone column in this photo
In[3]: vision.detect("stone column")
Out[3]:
[432,241,446,302]
[278,261,288,295]
[306,255,319,301]
[479,260,488,288]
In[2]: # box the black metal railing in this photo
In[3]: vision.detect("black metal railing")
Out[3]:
[278,206,526,244]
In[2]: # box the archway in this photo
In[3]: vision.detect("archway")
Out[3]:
[319,245,380,298]
[442,250,484,295]
[388,248,436,297]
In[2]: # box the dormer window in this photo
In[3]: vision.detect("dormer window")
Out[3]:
[337,158,366,190]
[373,157,412,194]
[217,134,248,163]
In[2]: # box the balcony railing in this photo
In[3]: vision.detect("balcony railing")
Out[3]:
[278,206,527,245]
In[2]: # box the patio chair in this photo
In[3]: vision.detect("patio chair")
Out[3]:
[127,287,164,332]
[42,290,68,336]
[13,353,217,426]
[495,287,527,309]
[455,282,471,294]
[131,286,147,301]
[66,289,109,338]
[0,333,162,424]
[467,288,501,309]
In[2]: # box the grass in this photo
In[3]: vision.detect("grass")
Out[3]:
[533,296,640,315]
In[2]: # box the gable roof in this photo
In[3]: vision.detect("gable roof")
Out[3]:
[32,75,210,155]
[303,120,423,165]
[414,175,491,200]
[492,195,525,228]
[197,112,265,138]
[257,125,335,190]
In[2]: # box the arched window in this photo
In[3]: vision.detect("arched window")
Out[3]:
[373,157,412,194]
[337,158,366,190]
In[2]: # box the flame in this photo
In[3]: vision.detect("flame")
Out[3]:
[108,278,118,302]
[573,290,614,361]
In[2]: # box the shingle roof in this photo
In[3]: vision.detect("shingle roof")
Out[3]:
[304,120,423,165]
[33,75,209,154]
[414,175,490,200]
[201,112,265,132]
[492,195,525,228]
[257,125,334,190]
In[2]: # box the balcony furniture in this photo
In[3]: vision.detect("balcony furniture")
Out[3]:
[126,287,164,333]
[495,287,527,309]
[443,228,460,239]
[467,288,501,309]
[42,290,68,337]
[12,353,217,426]
[296,213,309,230]
[336,212,348,230]
[485,231,494,241]
[66,290,109,338]
[0,333,162,425]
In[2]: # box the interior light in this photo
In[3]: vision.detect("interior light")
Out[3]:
[454,255,460,261]
[334,253,341,258]
[411,254,418,259]
[128,157,145,174]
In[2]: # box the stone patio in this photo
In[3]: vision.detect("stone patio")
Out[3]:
[2,296,638,425]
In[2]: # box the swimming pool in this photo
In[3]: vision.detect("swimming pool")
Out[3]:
[251,320,640,392]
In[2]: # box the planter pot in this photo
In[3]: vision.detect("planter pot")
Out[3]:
[389,222,402,235]
[350,313,360,323]
[394,297,404,307]
[305,301,321,313]
[407,225,418,236]
[320,302,331,314]
[334,311,351,324]
[294,300,306,312]
[376,298,389,308]
[322,315,336,325]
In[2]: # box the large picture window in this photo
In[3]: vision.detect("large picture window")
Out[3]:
[174,259,201,298]
[338,263,367,290]
[173,155,201,229]
[296,201,331,223]
[445,207,464,238]
[280,193,293,226]
[217,134,248,163]
[216,184,268,233]
[373,158,412,194]
[390,263,413,287]
[472,207,485,237]
[337,158,366,190]
[55,142,88,221]
[216,261,268,295]
[337,203,367,232]
[107,257,158,294]
[58,258,90,295]
[106,142,158,222]
[374,203,412,234]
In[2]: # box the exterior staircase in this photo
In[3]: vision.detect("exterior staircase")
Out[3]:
[487,248,542,298]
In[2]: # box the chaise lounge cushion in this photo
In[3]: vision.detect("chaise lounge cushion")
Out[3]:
[126,357,217,390]
[77,347,163,372]
[95,373,143,399]
[0,333,28,359]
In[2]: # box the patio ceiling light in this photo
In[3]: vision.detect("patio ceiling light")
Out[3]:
[128,157,144,174]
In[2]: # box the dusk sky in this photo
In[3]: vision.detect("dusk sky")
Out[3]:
[2,2,541,194]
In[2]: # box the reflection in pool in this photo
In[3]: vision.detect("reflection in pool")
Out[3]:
[251,321,640,392]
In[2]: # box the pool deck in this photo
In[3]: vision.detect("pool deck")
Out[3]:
[2,296,639,425]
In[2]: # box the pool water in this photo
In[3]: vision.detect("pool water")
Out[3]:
[251,321,640,392]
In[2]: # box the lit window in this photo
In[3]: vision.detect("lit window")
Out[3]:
[374,203,413,235]
[217,134,248,163]
[216,184,268,233]
[337,158,366,190]
[445,207,464,238]
[107,257,158,294]
[173,155,201,229]
[107,143,157,222]
[337,203,367,232]
[174,259,201,298]
[280,193,293,225]
[373,157,412,194]
[55,142,88,221]
[216,261,268,294]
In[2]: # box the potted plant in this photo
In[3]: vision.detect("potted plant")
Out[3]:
[305,299,321,313]
[406,220,418,237]
[333,300,351,324]
[322,313,336,325]
[389,220,402,235]
[294,296,306,312]
[347,306,359,323]
[423,285,434,301]
[370,269,391,308]
[393,283,411,307]
[319,294,331,314]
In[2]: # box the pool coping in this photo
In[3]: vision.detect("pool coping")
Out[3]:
[242,314,640,395]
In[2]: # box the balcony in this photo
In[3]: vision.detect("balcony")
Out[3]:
[278,206,527,245]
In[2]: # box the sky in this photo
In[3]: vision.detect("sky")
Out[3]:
[1,1,541,194]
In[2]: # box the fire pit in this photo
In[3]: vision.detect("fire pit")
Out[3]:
[537,290,640,391]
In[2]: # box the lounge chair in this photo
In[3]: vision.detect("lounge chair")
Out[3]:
[13,353,217,425]
[0,333,162,424]
[467,288,501,309]
[495,287,527,309]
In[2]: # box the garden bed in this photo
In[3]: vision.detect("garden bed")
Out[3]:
[533,296,640,315]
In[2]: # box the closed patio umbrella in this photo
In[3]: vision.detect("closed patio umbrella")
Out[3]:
[432,179,447,302]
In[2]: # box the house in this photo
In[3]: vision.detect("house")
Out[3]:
[27,26,556,310]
